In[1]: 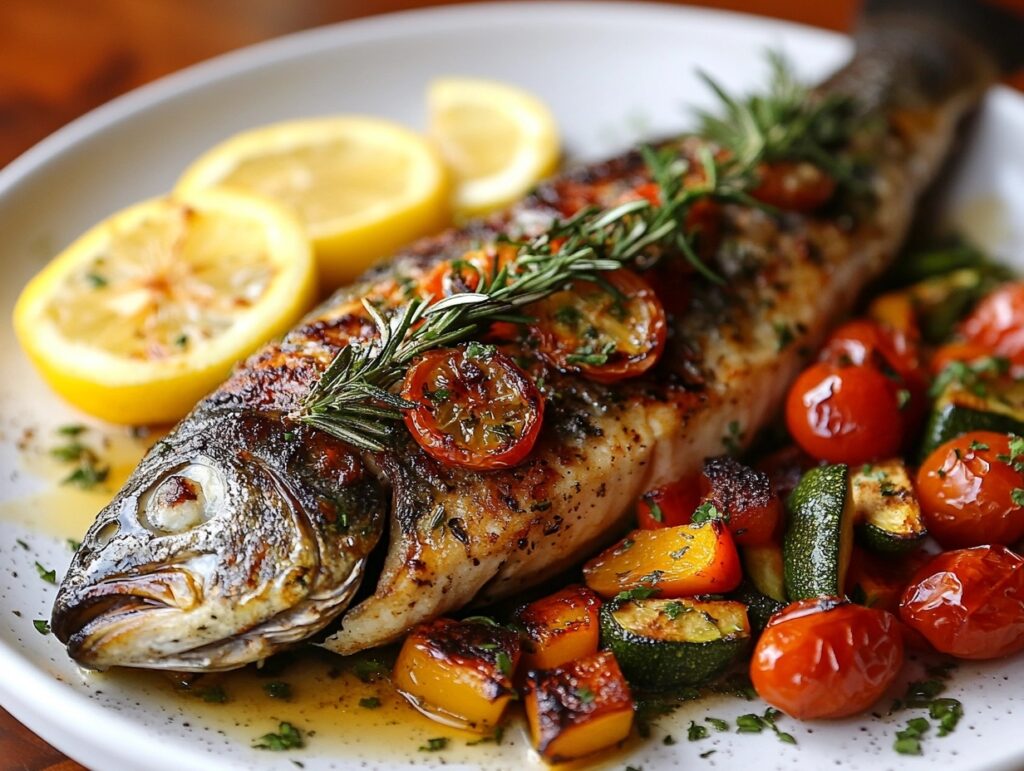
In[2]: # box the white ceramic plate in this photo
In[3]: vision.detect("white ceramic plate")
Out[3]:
[2,3,1024,770]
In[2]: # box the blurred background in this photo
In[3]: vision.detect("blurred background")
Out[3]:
[0,0,1022,767]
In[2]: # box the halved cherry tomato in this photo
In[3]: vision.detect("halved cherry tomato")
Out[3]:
[421,247,520,341]
[402,345,544,470]
[823,319,927,429]
[750,161,836,212]
[961,281,1024,366]
[785,361,905,465]
[929,340,997,376]
[699,456,782,545]
[899,545,1024,660]
[916,432,1024,548]
[750,597,904,719]
[636,476,702,530]
[528,269,667,383]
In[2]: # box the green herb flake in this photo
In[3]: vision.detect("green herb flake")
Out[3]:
[896,388,912,410]
[419,737,449,752]
[1013,488,1024,507]
[691,501,727,525]
[929,698,963,737]
[663,734,676,746]
[57,424,86,436]
[263,681,292,700]
[706,717,729,732]
[33,619,50,635]
[613,586,659,603]
[67,538,81,552]
[894,716,930,755]
[496,651,513,678]
[576,686,595,705]
[662,601,689,620]
[735,713,764,733]
[254,722,304,751]
[15,539,29,551]
[35,562,56,584]
[688,721,709,741]
[200,685,228,704]
[646,498,664,523]
[359,696,382,709]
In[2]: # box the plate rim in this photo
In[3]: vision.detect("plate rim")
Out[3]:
[1,3,1021,769]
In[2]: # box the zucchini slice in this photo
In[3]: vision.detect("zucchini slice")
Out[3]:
[741,543,786,602]
[600,598,750,690]
[729,580,786,633]
[921,373,1024,458]
[783,464,855,600]
[850,460,927,554]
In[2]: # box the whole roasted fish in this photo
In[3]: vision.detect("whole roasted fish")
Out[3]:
[52,7,1007,670]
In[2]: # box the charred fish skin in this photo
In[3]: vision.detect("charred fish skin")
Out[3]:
[52,407,385,671]
[53,6,1005,670]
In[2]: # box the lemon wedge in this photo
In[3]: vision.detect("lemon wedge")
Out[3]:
[428,77,559,216]
[175,117,449,289]
[13,189,316,424]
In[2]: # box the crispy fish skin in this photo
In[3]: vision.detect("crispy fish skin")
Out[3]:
[53,17,993,669]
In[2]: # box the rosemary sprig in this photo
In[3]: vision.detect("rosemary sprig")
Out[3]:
[696,51,856,185]
[296,55,858,451]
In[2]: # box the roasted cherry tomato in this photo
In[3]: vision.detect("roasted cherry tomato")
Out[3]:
[402,345,544,470]
[421,247,520,341]
[961,281,1024,367]
[900,545,1024,660]
[636,476,702,530]
[823,319,927,428]
[750,597,904,719]
[916,432,1024,548]
[929,340,996,376]
[528,269,667,383]
[785,361,905,465]
[750,161,836,212]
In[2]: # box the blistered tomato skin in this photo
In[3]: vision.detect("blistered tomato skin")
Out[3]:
[784,362,905,465]
[961,281,1024,366]
[916,432,1024,548]
[750,598,904,720]
[899,545,1024,660]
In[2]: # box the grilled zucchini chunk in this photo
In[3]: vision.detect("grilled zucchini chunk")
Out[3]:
[600,598,751,690]
[392,618,520,731]
[850,460,927,554]
[524,651,634,763]
[741,542,787,602]
[583,522,742,599]
[783,464,855,600]
[921,371,1024,458]
[514,585,601,672]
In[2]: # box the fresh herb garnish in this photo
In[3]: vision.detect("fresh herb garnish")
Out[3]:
[735,708,795,744]
[894,716,929,755]
[67,538,81,552]
[199,685,228,703]
[254,722,304,751]
[1012,488,1024,507]
[33,619,50,635]
[613,586,659,603]
[691,501,728,524]
[706,717,730,732]
[576,686,595,704]
[662,601,689,620]
[495,651,513,678]
[688,721,709,741]
[419,737,449,752]
[35,562,56,584]
[929,356,1009,398]
[359,696,382,709]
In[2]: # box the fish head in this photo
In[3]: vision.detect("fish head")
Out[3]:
[51,411,385,671]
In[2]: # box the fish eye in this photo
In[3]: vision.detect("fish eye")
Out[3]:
[92,520,120,548]
[139,463,223,535]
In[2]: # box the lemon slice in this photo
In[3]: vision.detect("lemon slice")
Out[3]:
[428,77,559,216]
[175,117,449,289]
[13,189,316,424]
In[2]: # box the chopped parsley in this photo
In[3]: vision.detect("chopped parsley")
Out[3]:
[896,388,911,410]
[576,686,595,704]
[929,356,1009,398]
[894,716,929,755]
[63,463,110,489]
[254,722,304,751]
[33,619,50,635]
[735,708,795,744]
[661,601,689,620]
[199,685,228,703]
[706,717,729,731]
[773,321,795,351]
[1013,488,1024,507]
[644,496,664,522]
[688,721,709,741]
[67,538,81,552]
[495,651,513,678]
[464,341,496,360]
[57,424,86,436]
[359,696,382,709]
[419,737,449,752]
[663,734,676,746]
[85,272,108,288]
[890,663,963,754]
[691,501,728,524]
[35,562,56,584]
[613,586,659,603]
[969,439,990,452]
[351,657,387,683]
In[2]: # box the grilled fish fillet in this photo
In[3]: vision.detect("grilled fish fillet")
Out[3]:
[52,11,996,670]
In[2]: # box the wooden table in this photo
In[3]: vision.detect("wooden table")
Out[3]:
[0,1,1020,768]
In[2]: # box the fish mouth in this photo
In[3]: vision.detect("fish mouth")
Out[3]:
[54,568,204,668]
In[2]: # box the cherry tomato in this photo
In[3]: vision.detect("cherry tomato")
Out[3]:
[899,545,1024,660]
[421,247,520,341]
[823,319,927,429]
[636,476,702,530]
[916,432,1024,548]
[929,340,997,376]
[528,269,667,383]
[750,597,904,719]
[402,345,544,470]
[961,281,1024,366]
[785,361,905,464]
[750,161,836,212]
[699,456,782,545]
